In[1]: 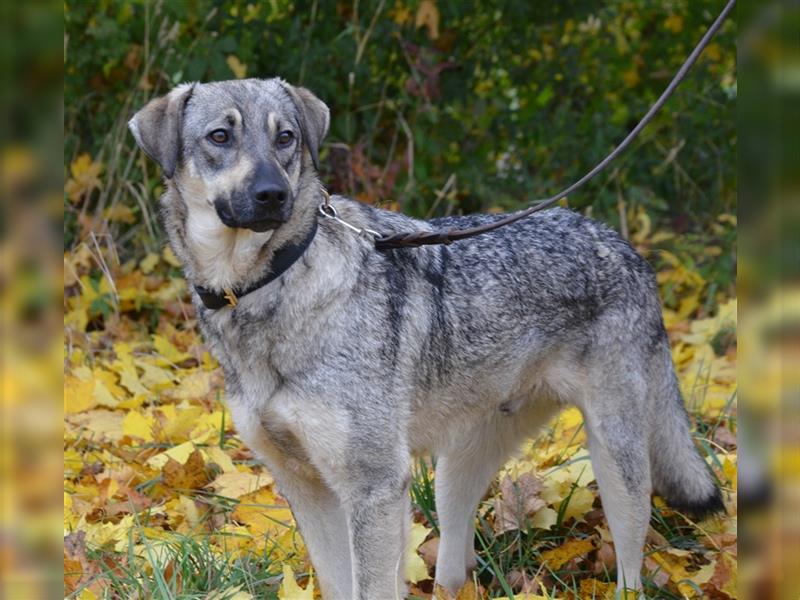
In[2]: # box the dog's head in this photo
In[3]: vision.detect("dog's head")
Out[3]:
[128,78,329,232]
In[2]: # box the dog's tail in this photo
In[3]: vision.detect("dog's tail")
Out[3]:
[649,347,726,518]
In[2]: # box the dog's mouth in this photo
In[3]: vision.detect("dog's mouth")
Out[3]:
[217,216,286,232]
[213,199,289,232]
[244,218,284,232]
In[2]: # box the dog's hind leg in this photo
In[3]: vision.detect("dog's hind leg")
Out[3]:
[434,430,516,593]
[434,400,559,594]
[580,380,651,593]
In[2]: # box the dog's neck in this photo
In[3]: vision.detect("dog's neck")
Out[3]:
[162,183,320,293]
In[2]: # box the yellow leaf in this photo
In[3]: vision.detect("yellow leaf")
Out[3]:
[579,578,615,600]
[650,548,710,597]
[156,404,206,441]
[415,0,440,40]
[152,334,192,365]
[558,407,583,430]
[678,292,700,319]
[80,513,134,552]
[664,14,684,33]
[531,507,558,530]
[65,153,104,203]
[191,409,228,442]
[67,409,126,441]
[405,521,432,583]
[93,377,119,408]
[278,564,314,600]
[547,450,595,489]
[136,359,175,389]
[227,55,248,79]
[176,494,201,529]
[390,5,412,26]
[65,374,95,413]
[203,445,238,473]
[561,486,595,523]
[622,67,640,88]
[207,585,254,600]
[140,252,160,274]
[103,204,136,224]
[540,538,595,570]
[166,370,212,401]
[232,487,295,537]
[211,471,274,499]
[146,440,199,469]
[163,246,182,267]
[122,410,155,442]
[115,356,150,397]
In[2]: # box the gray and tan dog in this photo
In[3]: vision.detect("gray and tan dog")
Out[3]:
[129,78,724,599]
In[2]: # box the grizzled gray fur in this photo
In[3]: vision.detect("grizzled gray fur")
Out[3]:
[129,78,724,599]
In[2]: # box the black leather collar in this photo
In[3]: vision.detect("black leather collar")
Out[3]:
[194,219,318,310]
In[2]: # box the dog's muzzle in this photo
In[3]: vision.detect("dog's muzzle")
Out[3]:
[214,162,293,232]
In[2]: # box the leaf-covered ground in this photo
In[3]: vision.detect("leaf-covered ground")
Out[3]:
[64,214,737,600]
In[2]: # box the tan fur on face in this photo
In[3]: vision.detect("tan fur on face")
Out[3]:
[267,112,278,137]
[175,157,274,290]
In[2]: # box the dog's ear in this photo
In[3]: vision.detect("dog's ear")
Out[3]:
[283,83,330,171]
[128,83,195,179]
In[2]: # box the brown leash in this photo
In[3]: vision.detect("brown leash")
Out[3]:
[369,0,736,251]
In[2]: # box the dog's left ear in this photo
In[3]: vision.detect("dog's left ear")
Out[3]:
[128,83,195,179]
[283,83,330,171]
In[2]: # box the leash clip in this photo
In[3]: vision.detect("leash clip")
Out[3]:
[318,196,381,242]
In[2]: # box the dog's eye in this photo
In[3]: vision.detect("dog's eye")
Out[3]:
[276,130,294,147]
[208,129,229,144]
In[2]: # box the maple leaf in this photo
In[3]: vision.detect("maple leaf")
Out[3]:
[232,487,295,537]
[491,472,546,534]
[65,153,104,204]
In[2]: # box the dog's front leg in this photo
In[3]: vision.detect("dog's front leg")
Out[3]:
[275,471,352,599]
[341,453,411,600]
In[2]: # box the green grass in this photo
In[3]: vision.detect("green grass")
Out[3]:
[70,528,285,599]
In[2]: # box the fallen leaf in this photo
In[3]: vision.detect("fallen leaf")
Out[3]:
[232,487,295,537]
[579,578,615,600]
[121,410,154,442]
[162,449,209,490]
[65,374,95,413]
[491,472,546,534]
[540,538,595,570]
[278,564,314,600]
[210,471,273,499]
[531,507,558,530]
[146,440,199,469]
[65,153,103,203]
[405,521,432,583]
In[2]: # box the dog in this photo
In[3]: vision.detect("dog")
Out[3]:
[129,78,724,599]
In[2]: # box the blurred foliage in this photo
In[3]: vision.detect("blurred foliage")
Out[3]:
[64,0,736,301]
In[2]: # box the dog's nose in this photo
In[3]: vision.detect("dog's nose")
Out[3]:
[254,185,288,205]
